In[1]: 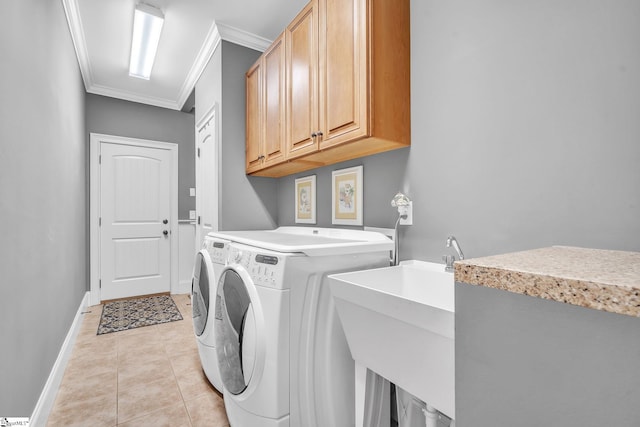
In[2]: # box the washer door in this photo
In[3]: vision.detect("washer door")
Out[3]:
[215,267,260,395]
[192,250,212,337]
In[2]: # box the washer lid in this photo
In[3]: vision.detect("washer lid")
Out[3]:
[208,227,392,256]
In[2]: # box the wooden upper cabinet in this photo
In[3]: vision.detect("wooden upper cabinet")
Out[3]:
[318,0,411,151]
[247,0,410,177]
[245,59,263,173]
[245,33,286,174]
[285,0,319,160]
[262,34,286,168]
[318,0,367,148]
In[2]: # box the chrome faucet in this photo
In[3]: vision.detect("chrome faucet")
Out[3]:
[443,236,464,272]
[446,236,464,260]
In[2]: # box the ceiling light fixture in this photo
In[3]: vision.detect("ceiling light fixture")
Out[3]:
[129,3,164,80]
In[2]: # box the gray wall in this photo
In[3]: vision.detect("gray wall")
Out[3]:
[86,94,196,220]
[196,41,277,231]
[277,0,640,259]
[0,0,87,415]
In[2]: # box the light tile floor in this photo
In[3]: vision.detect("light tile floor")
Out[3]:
[47,294,229,427]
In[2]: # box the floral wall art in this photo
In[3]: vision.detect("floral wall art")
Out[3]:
[332,165,363,225]
[295,175,316,224]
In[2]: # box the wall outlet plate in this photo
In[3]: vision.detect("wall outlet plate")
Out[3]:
[399,201,413,225]
[189,210,196,220]
[189,187,196,197]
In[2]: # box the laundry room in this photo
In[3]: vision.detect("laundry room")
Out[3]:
[2,0,639,426]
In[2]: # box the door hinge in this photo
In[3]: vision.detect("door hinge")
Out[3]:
[99,217,101,226]
[197,148,201,158]
[99,279,101,289]
[99,154,102,164]
[198,216,201,225]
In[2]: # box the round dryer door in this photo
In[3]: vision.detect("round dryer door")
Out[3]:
[192,251,211,337]
[215,268,258,395]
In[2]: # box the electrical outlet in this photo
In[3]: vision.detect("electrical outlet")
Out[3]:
[399,201,413,225]
[189,187,196,197]
[189,210,196,220]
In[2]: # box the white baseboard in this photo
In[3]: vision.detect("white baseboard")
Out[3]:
[30,291,89,427]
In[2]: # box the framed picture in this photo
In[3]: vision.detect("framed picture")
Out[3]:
[332,165,363,225]
[295,175,316,224]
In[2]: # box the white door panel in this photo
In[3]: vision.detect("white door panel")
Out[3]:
[112,155,162,221]
[113,238,161,280]
[100,142,172,300]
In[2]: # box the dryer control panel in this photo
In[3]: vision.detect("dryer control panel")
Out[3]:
[203,239,229,264]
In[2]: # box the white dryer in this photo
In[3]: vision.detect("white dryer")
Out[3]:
[191,235,229,392]
[208,227,393,427]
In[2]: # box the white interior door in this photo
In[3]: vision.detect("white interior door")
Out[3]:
[99,141,172,301]
[195,106,219,250]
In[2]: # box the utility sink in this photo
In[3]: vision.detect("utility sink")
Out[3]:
[328,260,455,418]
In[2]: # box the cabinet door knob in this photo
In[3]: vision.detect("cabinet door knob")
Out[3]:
[316,131,323,137]
[311,132,317,138]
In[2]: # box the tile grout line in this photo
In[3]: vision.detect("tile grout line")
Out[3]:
[170,294,195,426]
[168,346,195,426]
[115,329,119,427]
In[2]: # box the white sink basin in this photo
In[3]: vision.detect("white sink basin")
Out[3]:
[328,260,455,418]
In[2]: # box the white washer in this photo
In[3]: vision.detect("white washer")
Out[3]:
[215,242,294,427]
[209,227,393,427]
[191,235,229,392]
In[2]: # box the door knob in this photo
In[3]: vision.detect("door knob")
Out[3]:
[163,230,169,236]
[163,219,168,224]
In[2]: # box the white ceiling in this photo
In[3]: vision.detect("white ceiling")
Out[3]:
[62,0,307,111]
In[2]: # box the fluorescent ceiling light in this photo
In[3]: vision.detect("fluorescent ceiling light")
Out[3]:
[129,3,164,80]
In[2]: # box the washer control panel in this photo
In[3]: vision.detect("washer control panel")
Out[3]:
[203,239,229,264]
[228,246,285,289]
[250,253,284,288]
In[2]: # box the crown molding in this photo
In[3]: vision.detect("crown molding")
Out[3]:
[63,0,180,110]
[88,83,180,110]
[61,0,93,90]
[176,22,222,110]
[217,22,273,52]
[62,1,272,111]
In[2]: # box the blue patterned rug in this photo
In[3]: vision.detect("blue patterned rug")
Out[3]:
[97,294,183,335]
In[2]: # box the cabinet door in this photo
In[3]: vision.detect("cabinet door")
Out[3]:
[318,0,368,148]
[263,33,286,168]
[246,59,263,173]
[286,0,319,159]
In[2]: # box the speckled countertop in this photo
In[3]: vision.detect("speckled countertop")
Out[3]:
[454,246,640,317]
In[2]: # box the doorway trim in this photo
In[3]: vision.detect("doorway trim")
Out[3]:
[89,133,179,306]
[195,103,220,251]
